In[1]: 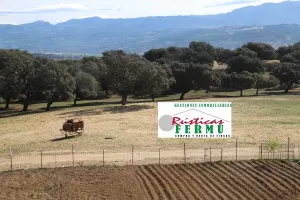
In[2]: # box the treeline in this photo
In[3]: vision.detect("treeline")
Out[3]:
[1,41,300,111]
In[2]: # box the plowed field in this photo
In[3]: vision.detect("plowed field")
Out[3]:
[137,160,300,200]
[0,160,299,200]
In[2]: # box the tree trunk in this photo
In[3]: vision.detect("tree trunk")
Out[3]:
[22,91,31,112]
[205,86,210,93]
[256,88,259,95]
[121,94,127,105]
[151,94,155,102]
[45,100,54,111]
[180,92,186,100]
[240,89,243,97]
[73,93,78,107]
[22,99,29,111]
[5,98,10,110]
[284,86,290,93]
[284,83,293,93]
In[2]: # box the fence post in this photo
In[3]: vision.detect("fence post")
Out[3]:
[102,149,104,166]
[236,138,238,161]
[292,145,294,159]
[259,145,261,159]
[40,151,43,168]
[72,145,74,167]
[132,145,134,165]
[287,137,290,160]
[55,150,57,168]
[159,148,161,165]
[184,143,186,164]
[210,146,212,162]
[298,144,300,159]
[261,143,263,160]
[221,148,223,161]
[10,147,12,171]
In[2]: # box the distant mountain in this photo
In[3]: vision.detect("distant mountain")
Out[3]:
[1,1,300,55]
[216,1,300,26]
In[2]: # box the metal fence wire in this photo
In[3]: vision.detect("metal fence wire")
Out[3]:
[0,138,299,172]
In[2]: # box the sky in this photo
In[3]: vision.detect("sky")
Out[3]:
[0,0,294,25]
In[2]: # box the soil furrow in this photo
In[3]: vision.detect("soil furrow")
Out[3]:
[253,161,300,190]
[1,160,299,200]
[197,163,253,200]
[165,165,206,200]
[145,165,180,200]
[140,165,170,200]
[152,165,190,200]
[185,164,230,200]
[264,161,300,182]
[246,161,293,192]
[224,162,276,200]
[239,161,287,199]
[266,161,300,178]
[217,162,270,200]
[136,170,158,200]
[176,164,220,200]
[192,163,240,200]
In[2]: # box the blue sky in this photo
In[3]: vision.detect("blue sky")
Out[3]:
[0,0,292,24]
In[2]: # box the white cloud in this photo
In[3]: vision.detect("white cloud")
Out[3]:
[205,0,261,7]
[31,4,88,11]
[205,0,286,7]
[0,3,112,16]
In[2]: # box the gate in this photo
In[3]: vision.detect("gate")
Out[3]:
[204,147,223,162]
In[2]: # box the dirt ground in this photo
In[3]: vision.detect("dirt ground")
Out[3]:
[0,160,299,200]
[0,165,146,200]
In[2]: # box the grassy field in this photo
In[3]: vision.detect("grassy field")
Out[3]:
[1,89,300,154]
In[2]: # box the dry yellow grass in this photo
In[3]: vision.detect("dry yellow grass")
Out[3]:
[264,60,280,63]
[1,93,300,154]
[213,61,227,70]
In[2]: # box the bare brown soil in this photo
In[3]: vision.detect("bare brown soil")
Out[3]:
[0,165,146,200]
[0,160,299,200]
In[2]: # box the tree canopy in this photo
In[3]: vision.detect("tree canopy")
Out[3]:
[272,62,300,93]
[74,72,99,106]
[0,49,34,110]
[35,60,75,111]
[103,50,173,104]
[189,41,216,58]
[253,73,279,94]
[242,42,277,60]
[235,47,257,58]
[170,62,212,99]
[231,71,256,96]
[227,55,264,74]
[2,40,300,110]
[215,48,236,63]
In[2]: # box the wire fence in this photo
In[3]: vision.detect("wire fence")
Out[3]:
[0,138,299,172]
